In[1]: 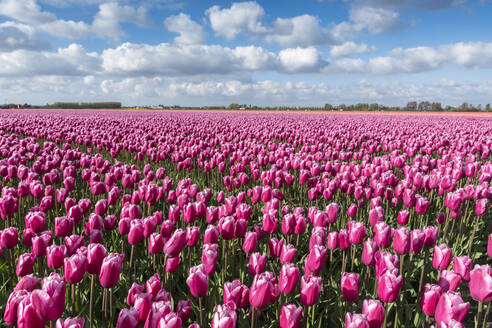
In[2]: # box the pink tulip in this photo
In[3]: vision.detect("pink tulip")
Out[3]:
[420,283,442,316]
[201,244,218,275]
[410,229,425,254]
[434,291,470,325]
[280,304,303,328]
[279,263,300,295]
[341,272,360,302]
[345,313,369,328]
[373,222,392,249]
[86,243,107,275]
[117,308,140,328]
[475,198,488,216]
[348,221,366,245]
[56,317,85,328]
[300,275,321,306]
[280,243,297,264]
[397,209,409,225]
[469,264,492,302]
[211,303,237,328]
[17,295,45,328]
[134,293,152,323]
[305,245,327,275]
[127,282,145,306]
[14,275,40,292]
[362,239,378,266]
[1,227,18,249]
[248,252,267,276]
[146,273,162,299]
[437,269,461,293]
[393,227,410,254]
[176,299,192,322]
[433,244,452,270]
[249,272,274,308]
[223,279,249,309]
[423,226,438,247]
[99,253,124,288]
[31,273,66,321]
[64,253,86,284]
[145,300,172,328]
[377,272,403,303]
[16,252,35,277]
[186,264,208,298]
[452,256,473,281]
[149,233,164,254]
[166,256,181,273]
[362,299,385,328]
[164,229,187,257]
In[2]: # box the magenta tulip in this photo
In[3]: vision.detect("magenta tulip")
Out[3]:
[300,275,322,306]
[433,244,452,270]
[99,253,124,288]
[341,272,360,302]
[434,291,470,325]
[280,303,303,328]
[362,299,385,328]
[377,272,403,303]
[56,317,85,328]
[186,264,208,298]
[469,264,492,302]
[345,313,369,328]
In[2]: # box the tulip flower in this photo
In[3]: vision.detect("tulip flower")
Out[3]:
[341,272,360,302]
[17,295,46,328]
[393,227,410,255]
[280,304,303,328]
[249,272,274,308]
[433,244,452,271]
[201,244,218,275]
[438,270,462,292]
[280,243,297,264]
[64,253,86,284]
[345,313,369,328]
[86,243,107,275]
[212,303,237,328]
[146,273,162,299]
[420,283,442,316]
[397,209,410,225]
[362,299,385,328]
[117,308,140,328]
[1,227,18,249]
[134,292,152,323]
[452,256,473,281]
[176,300,192,322]
[4,289,30,325]
[164,229,188,258]
[300,275,322,306]
[434,291,470,326]
[377,272,403,303]
[362,239,378,266]
[186,264,208,298]
[56,317,85,328]
[16,252,35,277]
[31,273,66,321]
[14,275,40,292]
[410,229,425,254]
[469,264,492,302]
[46,246,65,270]
[248,252,267,276]
[99,253,124,288]
[279,263,300,295]
[223,279,250,309]
[348,221,366,245]
[305,245,327,276]
[373,222,392,249]
[145,300,173,328]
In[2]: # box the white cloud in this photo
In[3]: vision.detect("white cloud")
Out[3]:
[266,15,336,47]
[278,47,324,73]
[354,0,464,11]
[0,43,100,76]
[349,6,407,34]
[0,21,51,51]
[164,13,205,45]
[442,42,492,69]
[92,2,152,41]
[0,0,152,40]
[206,2,267,40]
[330,41,376,57]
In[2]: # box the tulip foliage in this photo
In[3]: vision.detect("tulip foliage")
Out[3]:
[0,109,491,328]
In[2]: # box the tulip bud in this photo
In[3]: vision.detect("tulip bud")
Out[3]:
[469,264,492,302]
[186,265,208,298]
[280,304,303,328]
[393,227,410,255]
[279,263,300,295]
[341,272,360,302]
[16,252,35,276]
[377,272,403,303]
[249,272,274,308]
[433,244,452,270]
[362,299,385,328]
[300,275,321,306]
[99,253,124,288]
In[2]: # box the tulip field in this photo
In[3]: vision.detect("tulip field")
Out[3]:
[0,109,491,328]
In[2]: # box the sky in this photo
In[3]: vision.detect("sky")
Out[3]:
[1,0,492,107]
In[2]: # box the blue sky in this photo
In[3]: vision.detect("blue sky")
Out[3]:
[1,0,492,107]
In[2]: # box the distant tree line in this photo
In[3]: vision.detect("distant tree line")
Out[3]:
[42,102,122,109]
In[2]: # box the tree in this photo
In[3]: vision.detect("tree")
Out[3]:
[228,103,239,109]
[486,104,491,112]
[369,103,379,111]
[406,101,417,110]
[324,104,333,110]
[431,102,442,111]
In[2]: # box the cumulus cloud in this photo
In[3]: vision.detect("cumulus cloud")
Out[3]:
[349,6,407,34]
[278,47,324,73]
[0,43,100,76]
[164,13,205,45]
[330,41,376,57]
[206,2,336,47]
[0,21,51,51]
[206,2,267,40]
[266,15,337,47]
[0,0,152,40]
[354,0,464,11]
